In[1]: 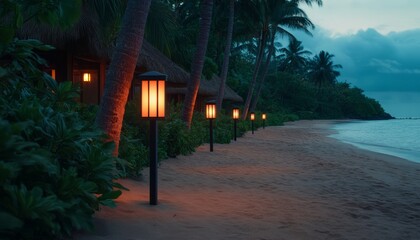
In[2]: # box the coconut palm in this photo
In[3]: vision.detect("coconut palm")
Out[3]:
[279,38,311,74]
[182,0,214,129]
[241,0,320,117]
[96,0,152,155]
[239,0,321,119]
[215,0,235,110]
[307,50,342,89]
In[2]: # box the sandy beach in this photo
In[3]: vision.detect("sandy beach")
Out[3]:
[77,120,420,240]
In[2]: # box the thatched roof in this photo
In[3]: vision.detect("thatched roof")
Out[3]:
[208,75,243,102]
[137,41,189,84]
[17,4,108,57]
[165,75,243,102]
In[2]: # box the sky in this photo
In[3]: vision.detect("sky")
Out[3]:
[292,0,420,117]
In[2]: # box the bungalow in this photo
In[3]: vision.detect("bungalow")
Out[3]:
[18,21,242,111]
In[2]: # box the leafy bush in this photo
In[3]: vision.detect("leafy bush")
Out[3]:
[0,39,123,239]
[214,113,233,144]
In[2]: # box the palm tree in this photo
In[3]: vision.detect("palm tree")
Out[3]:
[240,0,321,119]
[95,0,152,155]
[245,0,319,115]
[182,0,214,129]
[307,50,342,89]
[215,0,235,110]
[279,38,311,74]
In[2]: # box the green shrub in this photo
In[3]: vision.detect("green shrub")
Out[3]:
[161,118,195,157]
[214,113,233,144]
[118,123,148,177]
[0,39,123,239]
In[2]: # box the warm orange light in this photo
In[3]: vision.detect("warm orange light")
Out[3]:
[51,69,56,80]
[250,112,255,121]
[206,102,216,119]
[232,108,240,120]
[141,79,166,118]
[83,73,91,82]
[262,113,266,120]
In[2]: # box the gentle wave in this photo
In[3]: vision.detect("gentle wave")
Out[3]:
[330,119,420,164]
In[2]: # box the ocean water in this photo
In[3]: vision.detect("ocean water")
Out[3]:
[331,119,420,164]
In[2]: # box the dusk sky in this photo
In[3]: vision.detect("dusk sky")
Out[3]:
[293,0,420,117]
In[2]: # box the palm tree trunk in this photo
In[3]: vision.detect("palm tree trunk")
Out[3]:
[216,0,234,111]
[241,29,267,120]
[95,0,152,155]
[250,37,275,112]
[182,0,214,129]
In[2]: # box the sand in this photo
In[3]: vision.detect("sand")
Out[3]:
[76,120,420,240]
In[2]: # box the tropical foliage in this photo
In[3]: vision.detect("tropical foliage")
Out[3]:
[0,40,123,239]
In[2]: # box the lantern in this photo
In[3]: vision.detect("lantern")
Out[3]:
[138,71,167,205]
[206,101,216,119]
[140,71,166,119]
[262,113,266,129]
[250,112,255,121]
[206,101,216,151]
[250,112,255,134]
[232,107,240,120]
[232,108,239,141]
[83,73,91,82]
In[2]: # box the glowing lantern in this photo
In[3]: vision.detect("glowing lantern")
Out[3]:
[232,107,240,120]
[140,72,166,119]
[206,101,216,119]
[250,112,255,134]
[232,107,239,141]
[262,113,266,129]
[250,112,255,121]
[206,101,216,151]
[83,73,91,82]
[138,71,167,205]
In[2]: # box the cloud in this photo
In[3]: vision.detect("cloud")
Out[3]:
[281,27,420,117]
[288,27,420,92]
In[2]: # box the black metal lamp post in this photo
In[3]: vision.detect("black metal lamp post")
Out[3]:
[232,107,239,141]
[139,71,166,205]
[250,112,255,134]
[206,101,216,152]
[262,113,266,129]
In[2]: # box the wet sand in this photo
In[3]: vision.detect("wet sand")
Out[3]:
[77,120,420,240]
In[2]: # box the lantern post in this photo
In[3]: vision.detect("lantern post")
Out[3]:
[139,71,166,205]
[206,101,216,152]
[262,113,266,129]
[250,112,255,134]
[232,107,239,141]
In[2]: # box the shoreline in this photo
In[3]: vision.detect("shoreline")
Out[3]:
[328,119,420,164]
[77,120,420,240]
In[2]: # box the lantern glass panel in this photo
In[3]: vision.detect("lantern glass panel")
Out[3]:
[206,103,216,119]
[233,108,239,119]
[250,113,255,121]
[158,80,165,117]
[149,81,158,117]
[141,81,149,117]
[262,113,266,120]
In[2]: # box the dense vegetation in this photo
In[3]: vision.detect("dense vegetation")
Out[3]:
[0,40,124,239]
